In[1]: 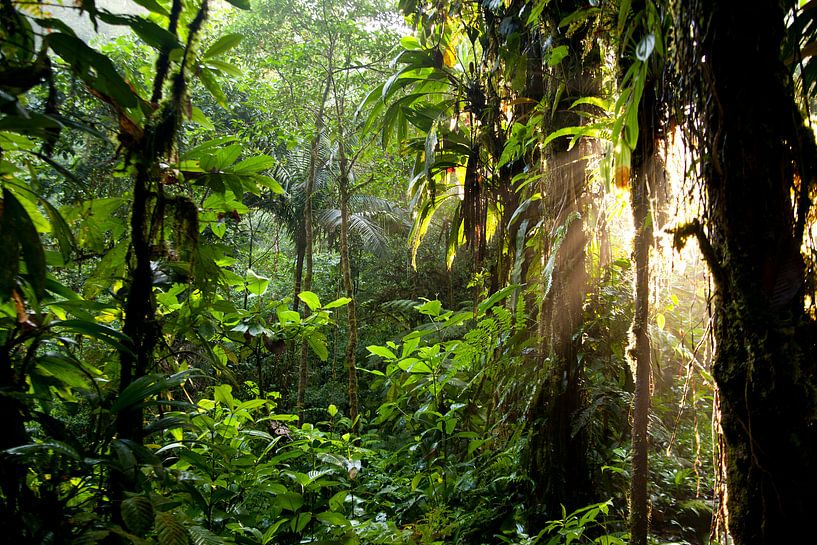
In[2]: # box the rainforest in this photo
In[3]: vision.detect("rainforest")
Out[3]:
[1,1,816,544]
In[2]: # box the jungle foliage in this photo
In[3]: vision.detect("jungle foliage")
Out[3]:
[1,0,814,545]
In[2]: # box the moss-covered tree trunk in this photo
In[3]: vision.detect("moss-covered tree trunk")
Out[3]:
[526,0,601,520]
[676,2,817,542]
[628,129,654,545]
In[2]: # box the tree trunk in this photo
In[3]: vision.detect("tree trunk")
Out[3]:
[297,77,331,420]
[625,26,661,541]
[292,240,305,312]
[527,1,600,518]
[676,2,817,543]
[329,47,359,431]
[338,158,359,430]
[628,156,653,545]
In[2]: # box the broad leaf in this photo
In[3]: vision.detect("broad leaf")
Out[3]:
[297,291,321,310]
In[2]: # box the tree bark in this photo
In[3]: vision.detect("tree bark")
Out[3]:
[337,153,359,430]
[527,1,600,519]
[329,46,359,431]
[297,76,331,420]
[625,21,661,540]
[628,157,653,545]
[676,2,817,543]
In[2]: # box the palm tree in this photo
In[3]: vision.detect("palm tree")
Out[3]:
[261,145,407,308]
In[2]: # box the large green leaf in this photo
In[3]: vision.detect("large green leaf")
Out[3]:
[198,68,227,107]
[367,345,397,360]
[203,33,243,58]
[188,526,227,545]
[53,319,133,355]
[34,353,92,389]
[297,291,321,310]
[121,494,154,535]
[48,33,139,109]
[315,511,349,527]
[231,155,275,174]
[111,371,195,413]
[155,511,187,545]
[306,333,329,361]
[290,512,312,533]
[275,492,304,512]
[321,297,351,309]
[96,13,181,52]
[6,180,75,261]
[245,269,269,296]
[7,441,81,461]
[2,188,46,298]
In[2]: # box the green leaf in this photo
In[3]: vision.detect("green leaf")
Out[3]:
[236,399,267,412]
[321,297,351,309]
[155,511,187,545]
[306,334,329,361]
[276,306,300,325]
[213,384,235,409]
[245,269,269,296]
[191,107,214,129]
[275,492,304,512]
[198,68,227,108]
[0,112,63,137]
[2,188,45,298]
[570,96,613,112]
[253,175,285,194]
[130,0,170,16]
[53,319,133,355]
[224,0,251,9]
[477,284,518,313]
[83,240,128,298]
[205,59,243,77]
[297,291,321,310]
[327,404,338,417]
[398,358,432,374]
[122,495,154,535]
[204,34,243,58]
[367,345,397,360]
[7,440,81,461]
[111,371,195,413]
[315,511,350,526]
[47,33,138,109]
[260,518,288,544]
[200,144,242,171]
[548,45,569,67]
[328,491,348,511]
[33,17,79,36]
[96,13,180,51]
[34,354,91,389]
[415,299,442,317]
[290,512,312,533]
[231,155,274,174]
[188,526,227,545]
